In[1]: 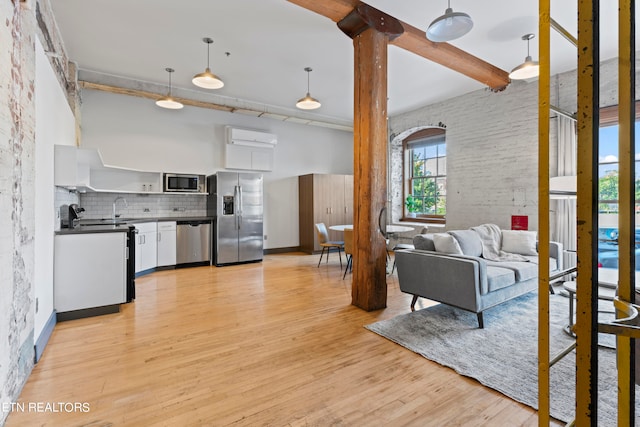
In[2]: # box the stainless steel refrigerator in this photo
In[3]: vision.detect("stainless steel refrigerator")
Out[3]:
[207,172,263,266]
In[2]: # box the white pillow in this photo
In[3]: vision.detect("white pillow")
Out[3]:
[432,233,463,255]
[501,230,538,256]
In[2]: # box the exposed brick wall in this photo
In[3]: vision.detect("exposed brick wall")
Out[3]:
[0,1,72,424]
[389,81,539,231]
[0,1,36,424]
[388,55,640,233]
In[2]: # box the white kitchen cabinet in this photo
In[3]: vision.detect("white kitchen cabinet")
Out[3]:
[54,145,163,193]
[135,222,158,274]
[225,144,274,171]
[54,232,127,313]
[90,168,163,194]
[54,145,92,188]
[157,221,177,267]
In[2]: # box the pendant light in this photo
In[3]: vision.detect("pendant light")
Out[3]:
[509,34,540,80]
[192,37,224,89]
[156,68,183,109]
[296,67,321,110]
[426,0,473,43]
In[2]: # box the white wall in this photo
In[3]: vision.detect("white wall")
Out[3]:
[79,90,353,249]
[34,39,75,343]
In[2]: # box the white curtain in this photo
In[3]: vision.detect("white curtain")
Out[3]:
[556,115,577,269]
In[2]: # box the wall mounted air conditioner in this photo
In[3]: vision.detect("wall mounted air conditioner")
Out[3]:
[224,127,276,171]
[227,127,277,148]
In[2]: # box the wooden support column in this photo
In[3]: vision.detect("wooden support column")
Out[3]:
[338,4,402,311]
[351,27,388,311]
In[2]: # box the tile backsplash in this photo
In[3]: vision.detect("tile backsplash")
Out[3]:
[55,187,80,222]
[78,192,207,219]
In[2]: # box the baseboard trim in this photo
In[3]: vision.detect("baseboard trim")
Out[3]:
[135,267,156,278]
[264,247,299,255]
[34,310,57,363]
[56,305,120,322]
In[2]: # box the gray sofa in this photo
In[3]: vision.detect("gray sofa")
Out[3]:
[395,227,563,328]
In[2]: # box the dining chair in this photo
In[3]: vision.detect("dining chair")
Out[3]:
[343,228,353,279]
[315,223,343,268]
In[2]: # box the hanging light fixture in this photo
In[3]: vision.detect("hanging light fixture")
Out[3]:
[192,37,224,89]
[509,33,540,80]
[156,68,183,109]
[296,67,321,110]
[426,0,473,43]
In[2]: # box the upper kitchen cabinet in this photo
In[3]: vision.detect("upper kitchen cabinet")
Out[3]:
[54,145,162,194]
[90,168,162,194]
[54,145,93,188]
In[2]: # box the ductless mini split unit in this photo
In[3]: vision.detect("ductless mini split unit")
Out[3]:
[225,127,277,171]
[227,127,277,148]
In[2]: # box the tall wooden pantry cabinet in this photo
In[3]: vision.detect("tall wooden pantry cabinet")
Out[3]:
[299,174,354,253]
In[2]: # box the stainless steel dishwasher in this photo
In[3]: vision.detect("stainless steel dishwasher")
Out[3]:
[176,220,211,265]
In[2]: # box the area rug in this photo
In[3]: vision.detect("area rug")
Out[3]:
[365,292,640,424]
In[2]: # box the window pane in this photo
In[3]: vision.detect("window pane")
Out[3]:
[597,122,638,270]
[412,178,426,197]
[599,163,618,178]
[405,130,446,218]
[436,195,446,215]
[598,125,617,268]
[422,145,438,159]
[436,177,446,196]
[437,157,446,176]
[423,197,436,214]
[598,168,618,202]
[424,158,438,176]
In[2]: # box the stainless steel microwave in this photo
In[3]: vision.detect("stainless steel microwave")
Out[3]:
[164,173,200,192]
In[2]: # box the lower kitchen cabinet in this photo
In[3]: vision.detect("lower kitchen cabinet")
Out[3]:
[157,221,177,267]
[54,232,127,314]
[135,222,158,273]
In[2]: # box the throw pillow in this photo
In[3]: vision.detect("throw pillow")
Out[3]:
[413,234,436,251]
[501,230,538,256]
[432,233,463,255]
[448,230,483,257]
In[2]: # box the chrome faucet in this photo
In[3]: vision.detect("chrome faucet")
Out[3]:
[113,196,128,220]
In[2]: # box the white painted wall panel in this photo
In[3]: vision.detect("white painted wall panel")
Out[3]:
[79,90,353,249]
[34,39,75,341]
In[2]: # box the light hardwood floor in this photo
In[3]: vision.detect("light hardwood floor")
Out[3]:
[7,253,560,426]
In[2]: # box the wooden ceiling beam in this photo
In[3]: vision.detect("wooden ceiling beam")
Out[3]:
[286,0,358,22]
[286,0,510,91]
[392,22,509,91]
[79,81,235,112]
[337,2,404,40]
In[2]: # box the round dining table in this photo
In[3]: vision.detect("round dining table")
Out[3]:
[329,224,415,233]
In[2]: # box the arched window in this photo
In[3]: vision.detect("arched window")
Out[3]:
[403,127,446,222]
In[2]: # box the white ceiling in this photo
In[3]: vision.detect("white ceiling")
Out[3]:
[50,0,633,124]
